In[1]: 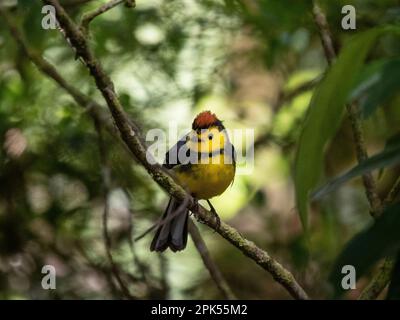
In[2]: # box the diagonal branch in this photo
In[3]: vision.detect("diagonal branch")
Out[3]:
[358,257,395,300]
[35,0,309,300]
[188,220,236,300]
[312,1,382,217]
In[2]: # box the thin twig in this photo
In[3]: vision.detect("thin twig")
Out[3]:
[80,0,125,33]
[75,241,126,298]
[358,257,395,300]
[383,176,400,207]
[95,119,135,299]
[273,75,322,112]
[358,176,400,299]
[188,220,236,300]
[346,102,382,216]
[254,75,322,150]
[312,3,336,64]
[126,208,148,281]
[158,254,169,299]
[62,0,94,8]
[312,1,382,217]
[39,0,309,300]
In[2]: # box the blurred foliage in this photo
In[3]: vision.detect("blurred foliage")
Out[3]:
[0,0,399,299]
[314,135,400,200]
[351,58,400,118]
[330,203,400,297]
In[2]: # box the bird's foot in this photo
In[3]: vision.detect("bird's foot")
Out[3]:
[211,211,221,232]
[191,198,201,222]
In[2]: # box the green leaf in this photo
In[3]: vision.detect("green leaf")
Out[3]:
[329,203,400,298]
[349,58,400,118]
[294,27,386,230]
[312,138,400,200]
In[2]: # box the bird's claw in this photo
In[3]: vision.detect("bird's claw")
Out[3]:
[209,207,221,232]
[191,198,202,222]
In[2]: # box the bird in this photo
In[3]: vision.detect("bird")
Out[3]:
[150,111,236,252]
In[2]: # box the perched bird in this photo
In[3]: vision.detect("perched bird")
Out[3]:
[150,111,236,252]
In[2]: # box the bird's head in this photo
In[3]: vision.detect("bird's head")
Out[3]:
[186,111,229,153]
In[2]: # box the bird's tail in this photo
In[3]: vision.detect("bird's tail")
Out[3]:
[150,198,189,252]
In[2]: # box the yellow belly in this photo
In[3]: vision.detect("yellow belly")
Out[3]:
[174,154,235,200]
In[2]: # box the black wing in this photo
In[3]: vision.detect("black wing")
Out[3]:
[163,134,190,169]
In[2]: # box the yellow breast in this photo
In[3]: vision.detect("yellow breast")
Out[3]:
[174,154,235,200]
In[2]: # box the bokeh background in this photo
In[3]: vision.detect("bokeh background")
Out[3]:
[0,0,399,299]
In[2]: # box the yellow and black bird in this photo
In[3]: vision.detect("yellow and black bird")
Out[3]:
[150,111,236,252]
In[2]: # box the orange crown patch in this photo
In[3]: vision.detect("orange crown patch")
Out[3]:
[192,111,223,130]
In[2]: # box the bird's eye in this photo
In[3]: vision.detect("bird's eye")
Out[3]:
[208,133,213,140]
